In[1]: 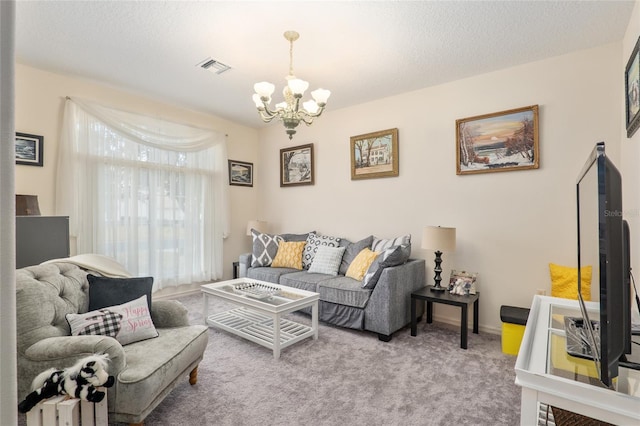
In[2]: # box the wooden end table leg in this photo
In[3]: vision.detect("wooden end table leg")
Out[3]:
[411,296,417,336]
[426,301,433,324]
[461,304,468,349]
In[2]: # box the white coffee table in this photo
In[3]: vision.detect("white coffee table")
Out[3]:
[201,278,319,359]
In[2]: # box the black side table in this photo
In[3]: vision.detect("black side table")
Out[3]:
[410,287,479,349]
[232,261,239,279]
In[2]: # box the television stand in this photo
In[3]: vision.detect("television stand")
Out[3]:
[515,296,640,425]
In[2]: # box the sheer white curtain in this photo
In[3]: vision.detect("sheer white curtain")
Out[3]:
[56,97,229,290]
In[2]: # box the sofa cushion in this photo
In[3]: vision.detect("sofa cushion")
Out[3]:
[279,271,334,293]
[271,241,306,269]
[280,231,314,242]
[346,248,379,281]
[308,246,346,276]
[251,229,284,267]
[371,234,411,252]
[339,235,374,275]
[317,276,372,308]
[247,266,297,283]
[113,324,208,419]
[87,274,154,311]
[363,244,412,289]
[66,295,159,345]
[302,232,341,270]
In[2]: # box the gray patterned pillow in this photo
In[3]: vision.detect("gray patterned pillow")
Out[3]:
[251,229,284,267]
[302,232,341,270]
[371,234,411,252]
[362,243,411,289]
[339,235,374,275]
[308,246,346,276]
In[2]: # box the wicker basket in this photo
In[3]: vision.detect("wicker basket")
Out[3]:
[550,406,614,426]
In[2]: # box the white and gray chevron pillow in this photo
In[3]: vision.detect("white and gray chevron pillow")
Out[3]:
[371,234,411,252]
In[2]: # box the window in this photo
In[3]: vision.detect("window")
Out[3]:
[56,98,229,290]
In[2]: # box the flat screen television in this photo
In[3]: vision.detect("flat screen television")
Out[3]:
[574,141,632,388]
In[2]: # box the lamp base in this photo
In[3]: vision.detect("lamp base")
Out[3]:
[429,285,446,292]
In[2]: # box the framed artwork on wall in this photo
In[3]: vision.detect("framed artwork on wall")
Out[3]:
[626,35,640,138]
[350,128,399,180]
[15,132,43,167]
[456,105,539,175]
[228,160,253,187]
[280,143,314,187]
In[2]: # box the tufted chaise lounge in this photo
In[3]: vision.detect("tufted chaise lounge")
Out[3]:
[16,263,209,425]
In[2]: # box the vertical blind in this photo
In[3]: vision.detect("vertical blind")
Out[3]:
[56,98,229,290]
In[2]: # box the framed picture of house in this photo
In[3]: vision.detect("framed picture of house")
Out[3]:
[456,105,539,175]
[228,160,253,187]
[280,143,314,187]
[350,128,399,180]
[15,132,44,167]
[626,36,640,138]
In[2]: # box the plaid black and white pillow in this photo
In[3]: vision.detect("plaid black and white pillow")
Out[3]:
[76,310,123,337]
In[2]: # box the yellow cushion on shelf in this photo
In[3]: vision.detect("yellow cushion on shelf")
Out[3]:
[271,241,306,269]
[549,263,592,301]
[346,248,379,281]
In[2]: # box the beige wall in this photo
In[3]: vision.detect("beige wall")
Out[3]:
[15,64,260,288]
[256,43,621,333]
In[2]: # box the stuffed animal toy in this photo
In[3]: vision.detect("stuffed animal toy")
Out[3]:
[18,353,115,413]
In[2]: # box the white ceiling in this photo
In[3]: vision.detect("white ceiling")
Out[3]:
[15,1,635,128]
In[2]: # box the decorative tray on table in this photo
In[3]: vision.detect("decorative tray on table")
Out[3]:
[232,282,281,300]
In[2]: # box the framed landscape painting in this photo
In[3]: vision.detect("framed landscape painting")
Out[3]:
[456,105,539,175]
[280,143,314,187]
[626,35,640,138]
[350,128,399,180]
[228,160,253,187]
[15,132,43,167]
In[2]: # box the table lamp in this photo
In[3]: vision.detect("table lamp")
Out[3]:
[422,226,456,292]
[15,194,41,215]
[246,220,268,236]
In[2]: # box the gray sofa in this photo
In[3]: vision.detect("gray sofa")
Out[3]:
[239,233,426,341]
[16,263,209,425]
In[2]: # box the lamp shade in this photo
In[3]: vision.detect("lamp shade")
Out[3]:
[422,226,456,252]
[246,220,268,236]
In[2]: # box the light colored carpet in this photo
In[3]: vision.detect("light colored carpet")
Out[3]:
[129,293,520,425]
[18,292,521,425]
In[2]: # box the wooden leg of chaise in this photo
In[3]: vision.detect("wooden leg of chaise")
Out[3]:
[189,366,199,385]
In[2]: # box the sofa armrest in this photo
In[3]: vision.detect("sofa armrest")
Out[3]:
[151,300,189,328]
[239,252,252,278]
[364,259,426,336]
[24,335,127,375]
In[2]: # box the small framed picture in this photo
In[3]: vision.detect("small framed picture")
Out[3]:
[280,143,314,187]
[448,270,478,295]
[350,128,399,180]
[15,132,43,167]
[626,36,640,138]
[456,105,538,175]
[228,160,253,187]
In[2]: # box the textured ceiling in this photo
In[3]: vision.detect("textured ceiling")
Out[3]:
[15,1,634,128]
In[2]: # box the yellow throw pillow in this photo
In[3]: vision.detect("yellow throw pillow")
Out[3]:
[549,263,592,301]
[271,241,306,269]
[346,248,380,281]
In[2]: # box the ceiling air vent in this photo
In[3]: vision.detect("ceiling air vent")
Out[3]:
[197,57,231,75]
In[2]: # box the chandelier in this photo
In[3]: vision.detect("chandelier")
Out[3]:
[252,31,331,139]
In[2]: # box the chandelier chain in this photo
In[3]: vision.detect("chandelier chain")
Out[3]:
[289,38,294,76]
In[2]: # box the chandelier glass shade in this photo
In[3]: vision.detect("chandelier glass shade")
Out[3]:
[253,31,330,139]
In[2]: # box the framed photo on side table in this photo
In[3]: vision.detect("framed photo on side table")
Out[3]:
[448,270,478,295]
[280,143,314,187]
[228,160,253,187]
[15,132,43,167]
[626,35,640,138]
[350,128,399,180]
